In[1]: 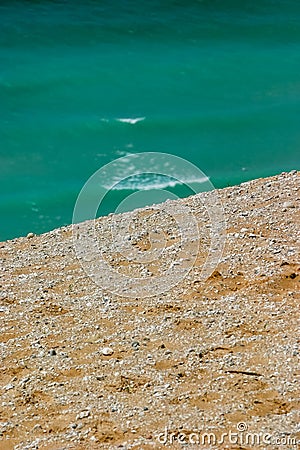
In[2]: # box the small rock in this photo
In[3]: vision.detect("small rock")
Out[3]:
[27,232,35,239]
[96,375,105,381]
[19,376,30,386]
[76,410,90,419]
[101,347,114,356]
[49,349,56,356]
[131,341,140,350]
[283,201,295,209]
[4,383,14,391]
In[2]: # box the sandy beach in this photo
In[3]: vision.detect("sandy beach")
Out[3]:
[0,171,299,449]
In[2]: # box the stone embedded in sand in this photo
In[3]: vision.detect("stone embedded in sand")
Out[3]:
[283,201,295,208]
[76,410,90,419]
[27,232,35,239]
[132,341,140,350]
[101,347,114,356]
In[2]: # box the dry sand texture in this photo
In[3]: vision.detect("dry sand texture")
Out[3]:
[0,171,299,449]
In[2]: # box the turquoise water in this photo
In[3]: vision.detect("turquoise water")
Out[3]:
[1,1,299,241]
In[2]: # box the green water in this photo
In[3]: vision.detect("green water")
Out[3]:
[0,1,299,240]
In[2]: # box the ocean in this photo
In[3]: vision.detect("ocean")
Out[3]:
[1,0,299,241]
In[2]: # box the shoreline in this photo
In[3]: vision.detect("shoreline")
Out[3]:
[1,169,298,244]
[0,171,299,449]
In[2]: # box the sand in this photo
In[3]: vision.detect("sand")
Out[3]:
[0,171,299,449]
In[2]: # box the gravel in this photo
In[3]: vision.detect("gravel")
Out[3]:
[0,170,299,449]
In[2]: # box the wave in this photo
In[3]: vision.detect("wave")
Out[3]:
[103,173,210,191]
[116,117,145,124]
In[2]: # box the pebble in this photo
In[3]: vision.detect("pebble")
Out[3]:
[101,347,114,356]
[131,341,140,350]
[19,376,30,385]
[26,232,35,239]
[76,410,90,419]
[283,201,295,208]
[49,349,56,356]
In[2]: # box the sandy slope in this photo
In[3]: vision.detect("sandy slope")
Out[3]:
[0,171,299,449]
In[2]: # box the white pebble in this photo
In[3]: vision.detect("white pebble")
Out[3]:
[283,201,295,208]
[76,410,90,419]
[101,347,114,356]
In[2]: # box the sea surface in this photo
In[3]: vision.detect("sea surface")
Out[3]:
[1,0,300,240]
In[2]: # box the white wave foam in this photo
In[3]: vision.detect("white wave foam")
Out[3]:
[104,174,210,191]
[116,117,145,124]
